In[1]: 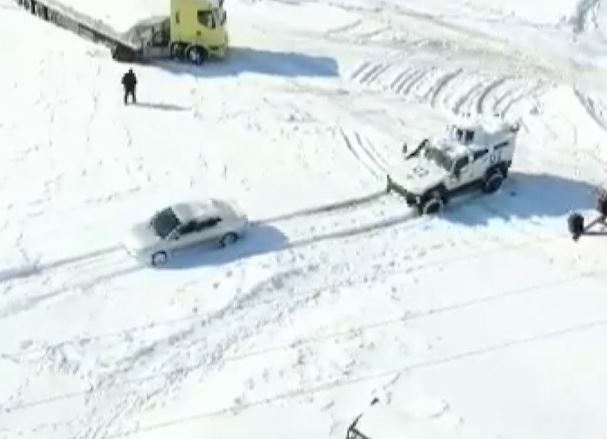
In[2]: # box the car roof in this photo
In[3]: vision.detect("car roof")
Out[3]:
[353,405,453,439]
[170,199,232,223]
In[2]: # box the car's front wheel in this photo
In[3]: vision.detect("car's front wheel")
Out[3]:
[151,251,168,266]
[220,232,238,247]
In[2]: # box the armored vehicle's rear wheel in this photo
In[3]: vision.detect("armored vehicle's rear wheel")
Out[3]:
[482,169,504,194]
[151,251,168,266]
[220,232,238,247]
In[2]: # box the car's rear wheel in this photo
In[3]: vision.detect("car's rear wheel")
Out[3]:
[151,251,168,266]
[220,232,238,247]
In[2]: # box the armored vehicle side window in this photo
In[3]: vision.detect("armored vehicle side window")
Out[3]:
[453,156,469,173]
[474,149,488,160]
[464,130,474,143]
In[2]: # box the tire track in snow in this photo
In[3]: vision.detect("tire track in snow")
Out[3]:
[571,0,601,33]
[475,76,513,114]
[3,187,566,362]
[325,18,363,36]
[252,190,387,224]
[106,317,607,438]
[388,66,416,91]
[500,80,548,115]
[338,127,382,179]
[573,88,607,131]
[68,261,361,438]
[429,68,464,107]
[349,61,372,81]
[0,251,139,320]
[347,58,553,119]
[395,67,433,96]
[403,67,439,98]
[8,231,588,437]
[0,246,123,284]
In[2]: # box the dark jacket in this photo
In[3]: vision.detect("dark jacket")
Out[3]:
[122,71,137,90]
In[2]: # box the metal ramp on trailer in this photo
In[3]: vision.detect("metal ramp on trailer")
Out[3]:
[14,0,140,59]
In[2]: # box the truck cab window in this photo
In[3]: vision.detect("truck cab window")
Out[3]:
[197,10,215,28]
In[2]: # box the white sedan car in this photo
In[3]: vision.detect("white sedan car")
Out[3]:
[123,198,248,266]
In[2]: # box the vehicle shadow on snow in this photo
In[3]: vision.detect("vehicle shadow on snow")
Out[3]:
[158,224,288,270]
[443,171,598,226]
[156,46,339,78]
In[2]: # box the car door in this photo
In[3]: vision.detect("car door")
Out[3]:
[192,216,223,244]
[170,220,200,251]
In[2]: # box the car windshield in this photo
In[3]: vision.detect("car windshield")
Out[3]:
[423,145,453,170]
[150,207,181,238]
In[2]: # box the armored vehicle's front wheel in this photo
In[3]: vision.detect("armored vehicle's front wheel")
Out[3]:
[419,193,444,215]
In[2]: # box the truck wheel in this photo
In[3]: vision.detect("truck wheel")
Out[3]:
[220,232,238,247]
[482,170,503,194]
[186,46,208,65]
[419,194,443,215]
[568,212,584,238]
[597,192,607,216]
[151,251,168,266]
[112,45,136,62]
[170,43,185,61]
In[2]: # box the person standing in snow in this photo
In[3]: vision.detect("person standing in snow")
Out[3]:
[121,68,137,105]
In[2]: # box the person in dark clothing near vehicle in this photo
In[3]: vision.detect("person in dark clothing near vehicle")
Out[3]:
[121,69,137,105]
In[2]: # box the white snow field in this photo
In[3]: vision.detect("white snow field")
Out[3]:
[2,0,607,438]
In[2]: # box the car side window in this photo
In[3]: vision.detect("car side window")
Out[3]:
[464,130,474,144]
[179,221,198,235]
[195,217,222,231]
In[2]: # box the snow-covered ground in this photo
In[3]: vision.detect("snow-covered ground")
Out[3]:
[2,0,607,438]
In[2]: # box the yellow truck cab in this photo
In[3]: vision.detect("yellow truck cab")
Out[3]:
[170,0,228,62]
[116,0,228,64]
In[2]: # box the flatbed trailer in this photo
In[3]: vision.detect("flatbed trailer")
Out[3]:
[13,0,228,64]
